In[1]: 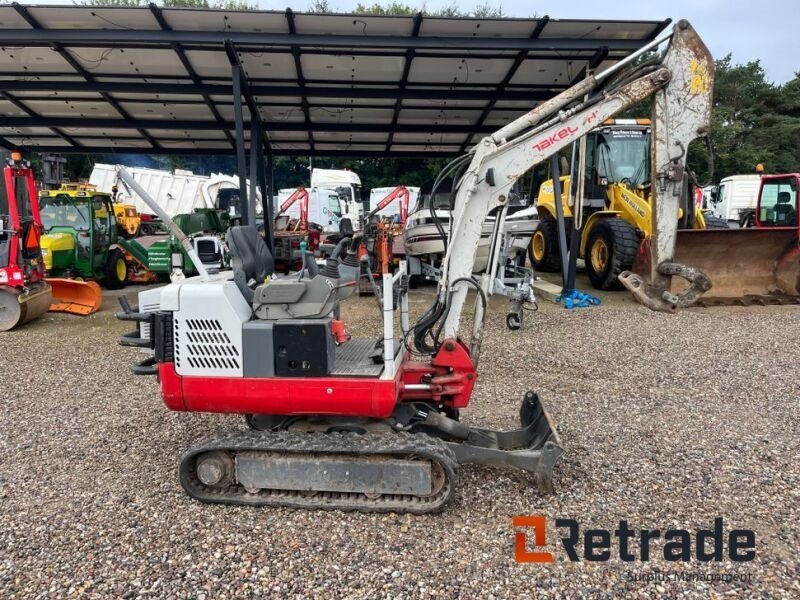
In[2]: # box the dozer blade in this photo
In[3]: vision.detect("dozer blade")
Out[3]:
[625,229,800,307]
[0,282,52,331]
[47,278,103,315]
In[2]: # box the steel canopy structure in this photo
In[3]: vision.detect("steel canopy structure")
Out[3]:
[0,4,670,158]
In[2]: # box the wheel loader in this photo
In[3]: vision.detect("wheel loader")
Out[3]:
[0,152,52,331]
[530,119,728,290]
[115,21,735,512]
[623,172,800,307]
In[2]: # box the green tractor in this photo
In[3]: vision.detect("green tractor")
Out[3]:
[123,208,230,277]
[38,186,130,289]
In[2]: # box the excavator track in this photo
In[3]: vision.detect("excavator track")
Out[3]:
[180,430,458,514]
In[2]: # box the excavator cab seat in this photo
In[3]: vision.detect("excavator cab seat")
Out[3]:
[227,225,274,303]
[774,191,797,226]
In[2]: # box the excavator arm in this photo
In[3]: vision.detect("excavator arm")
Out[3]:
[367,186,410,223]
[275,187,309,230]
[420,20,714,360]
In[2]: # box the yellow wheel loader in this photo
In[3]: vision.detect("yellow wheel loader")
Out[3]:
[529,119,728,290]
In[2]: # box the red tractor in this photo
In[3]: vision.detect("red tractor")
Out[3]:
[0,152,52,331]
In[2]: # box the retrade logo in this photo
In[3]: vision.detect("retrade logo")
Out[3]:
[514,517,756,563]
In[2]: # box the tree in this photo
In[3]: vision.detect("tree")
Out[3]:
[686,56,800,182]
[344,2,504,17]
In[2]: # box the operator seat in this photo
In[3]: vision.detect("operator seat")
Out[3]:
[227,225,275,303]
[775,191,797,226]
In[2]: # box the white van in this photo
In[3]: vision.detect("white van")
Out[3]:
[705,174,762,225]
[275,187,344,233]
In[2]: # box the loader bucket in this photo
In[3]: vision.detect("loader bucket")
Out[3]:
[0,282,52,331]
[48,279,103,315]
[629,229,800,306]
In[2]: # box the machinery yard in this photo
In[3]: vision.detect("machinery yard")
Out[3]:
[1,289,798,598]
[1,3,799,598]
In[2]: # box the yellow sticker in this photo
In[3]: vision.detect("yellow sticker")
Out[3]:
[689,59,710,95]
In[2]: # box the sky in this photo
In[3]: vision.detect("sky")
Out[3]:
[14,0,800,83]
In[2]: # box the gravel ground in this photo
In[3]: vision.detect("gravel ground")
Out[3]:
[0,284,798,599]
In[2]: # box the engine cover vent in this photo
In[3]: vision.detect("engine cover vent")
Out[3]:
[175,318,240,374]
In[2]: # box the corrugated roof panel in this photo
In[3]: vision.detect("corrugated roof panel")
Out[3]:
[0,6,669,156]
[1,126,62,137]
[23,100,120,119]
[392,132,469,144]
[313,131,388,143]
[293,13,415,36]
[300,53,405,82]
[240,52,297,80]
[60,48,187,78]
[119,102,215,121]
[509,57,584,86]
[408,57,514,85]
[539,20,662,40]
[0,46,75,73]
[396,108,482,126]
[315,143,386,152]
[159,8,288,33]
[0,6,32,29]
[418,17,538,38]
[24,7,161,30]
[310,107,394,124]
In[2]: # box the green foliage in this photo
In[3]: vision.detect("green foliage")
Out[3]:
[344,2,504,17]
[687,55,800,183]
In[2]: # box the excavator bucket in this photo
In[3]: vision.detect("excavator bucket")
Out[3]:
[0,282,52,331]
[629,229,800,306]
[47,279,103,315]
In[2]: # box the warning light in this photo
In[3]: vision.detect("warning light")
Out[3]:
[755,163,765,174]
[10,151,22,162]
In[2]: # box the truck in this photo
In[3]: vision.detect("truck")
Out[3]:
[704,174,762,226]
[275,186,344,234]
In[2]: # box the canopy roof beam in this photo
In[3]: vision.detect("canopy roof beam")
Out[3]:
[149,2,235,148]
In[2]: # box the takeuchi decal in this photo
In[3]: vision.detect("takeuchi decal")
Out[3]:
[531,110,600,152]
[532,126,578,152]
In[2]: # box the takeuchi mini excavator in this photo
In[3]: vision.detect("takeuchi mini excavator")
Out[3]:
[0,153,52,331]
[118,21,716,512]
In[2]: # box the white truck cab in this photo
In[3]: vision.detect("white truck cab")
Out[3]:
[275,187,343,233]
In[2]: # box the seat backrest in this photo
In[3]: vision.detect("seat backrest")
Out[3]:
[227,225,274,303]
[339,217,354,237]
[774,192,796,224]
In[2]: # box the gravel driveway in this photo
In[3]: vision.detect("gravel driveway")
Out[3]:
[1,288,797,598]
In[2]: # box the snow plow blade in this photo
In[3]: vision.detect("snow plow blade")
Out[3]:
[623,229,800,307]
[48,279,103,315]
[0,282,52,331]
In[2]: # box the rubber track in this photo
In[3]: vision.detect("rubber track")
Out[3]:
[180,430,458,514]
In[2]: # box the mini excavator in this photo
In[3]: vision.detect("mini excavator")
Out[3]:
[118,21,715,512]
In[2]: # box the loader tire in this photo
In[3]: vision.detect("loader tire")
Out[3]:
[528,216,561,272]
[104,248,127,290]
[703,215,729,229]
[585,219,640,291]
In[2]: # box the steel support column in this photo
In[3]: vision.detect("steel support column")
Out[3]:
[257,135,274,253]
[231,65,249,226]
